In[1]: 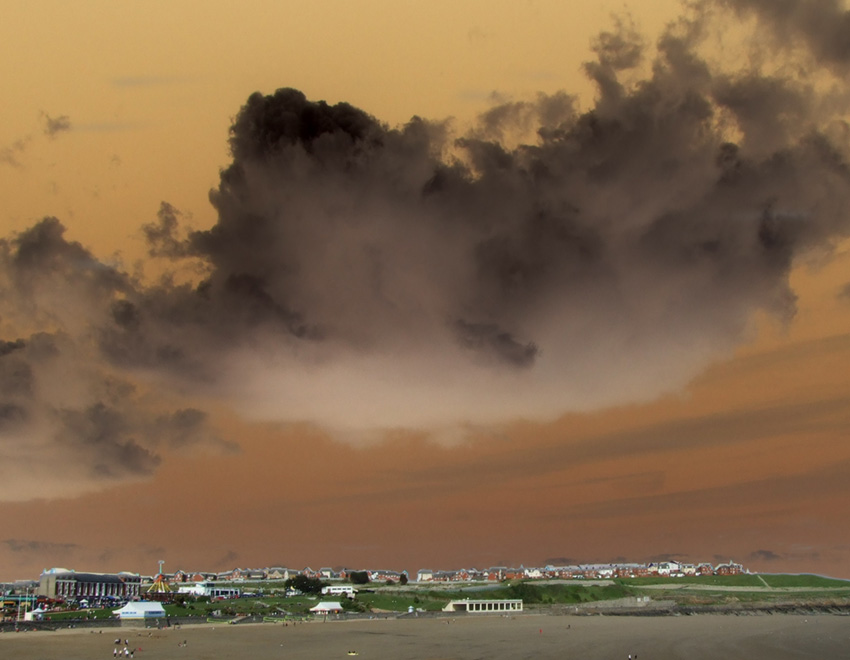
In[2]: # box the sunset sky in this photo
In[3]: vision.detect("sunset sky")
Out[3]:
[3,0,850,582]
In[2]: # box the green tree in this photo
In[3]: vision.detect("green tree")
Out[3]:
[507,581,543,603]
[284,574,325,594]
[349,571,370,585]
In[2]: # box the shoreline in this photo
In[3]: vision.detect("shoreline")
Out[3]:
[1,612,848,660]
[5,595,850,633]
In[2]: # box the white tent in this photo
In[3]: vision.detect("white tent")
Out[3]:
[24,606,49,621]
[310,601,343,614]
[113,601,166,619]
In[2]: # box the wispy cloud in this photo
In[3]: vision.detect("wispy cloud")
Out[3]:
[110,75,191,88]
[0,137,31,168]
[73,121,145,133]
[2,111,71,169]
[749,549,783,562]
[3,538,78,554]
[559,457,850,523]
[42,113,71,139]
[215,550,239,568]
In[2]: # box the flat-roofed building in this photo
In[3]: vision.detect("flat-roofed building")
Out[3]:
[176,581,241,599]
[113,601,165,619]
[442,599,523,613]
[37,568,141,601]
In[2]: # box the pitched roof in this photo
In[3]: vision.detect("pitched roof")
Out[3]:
[310,601,344,612]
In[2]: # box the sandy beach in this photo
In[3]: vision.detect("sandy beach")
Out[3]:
[2,614,849,660]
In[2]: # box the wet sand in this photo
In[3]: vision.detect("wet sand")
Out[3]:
[2,614,848,660]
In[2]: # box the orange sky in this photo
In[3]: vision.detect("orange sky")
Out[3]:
[2,0,850,582]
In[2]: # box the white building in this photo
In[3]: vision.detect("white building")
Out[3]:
[39,568,141,601]
[656,561,682,576]
[113,601,166,619]
[416,569,434,582]
[321,585,356,596]
[176,581,241,599]
[442,599,523,613]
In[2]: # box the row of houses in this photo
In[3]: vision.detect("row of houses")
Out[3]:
[160,566,410,584]
[23,560,745,599]
[416,560,746,582]
[156,560,745,586]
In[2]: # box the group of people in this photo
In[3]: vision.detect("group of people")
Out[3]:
[113,637,136,658]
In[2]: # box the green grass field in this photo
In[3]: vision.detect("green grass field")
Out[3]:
[616,574,765,587]
[616,573,850,606]
[758,574,850,588]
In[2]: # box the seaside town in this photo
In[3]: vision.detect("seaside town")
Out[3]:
[4,560,848,659]
[0,558,747,623]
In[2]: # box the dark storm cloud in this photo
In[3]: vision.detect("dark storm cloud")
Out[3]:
[0,221,226,499]
[0,325,223,488]
[57,403,162,478]
[0,404,27,428]
[720,0,850,70]
[153,408,238,453]
[142,202,193,259]
[8,217,129,294]
[3,1,850,498]
[0,336,34,431]
[0,339,26,356]
[141,60,849,424]
[454,319,539,367]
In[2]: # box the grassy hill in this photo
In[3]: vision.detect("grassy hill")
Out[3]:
[758,574,850,588]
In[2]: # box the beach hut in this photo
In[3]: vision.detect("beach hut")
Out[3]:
[113,601,166,619]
